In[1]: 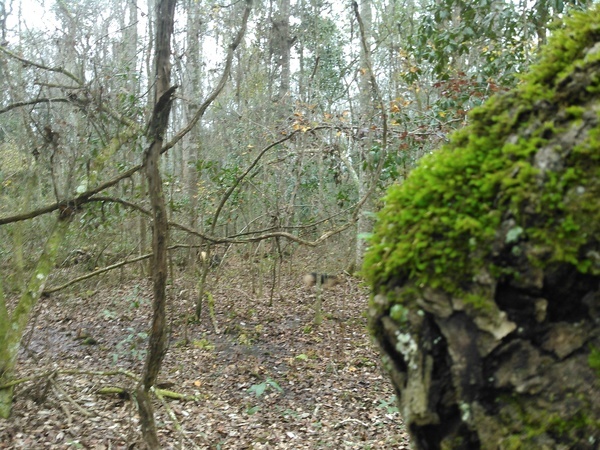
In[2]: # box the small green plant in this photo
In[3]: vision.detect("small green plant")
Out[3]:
[248,377,283,398]
[353,356,376,367]
[589,345,600,378]
[377,395,399,414]
[102,309,117,320]
[113,327,148,364]
[126,284,148,310]
[237,333,252,346]
[246,405,261,415]
[193,338,215,351]
[281,408,300,419]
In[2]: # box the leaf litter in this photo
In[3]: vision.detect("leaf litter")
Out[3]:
[0,259,411,449]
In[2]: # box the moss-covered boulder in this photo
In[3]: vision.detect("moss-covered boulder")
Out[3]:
[364,7,600,449]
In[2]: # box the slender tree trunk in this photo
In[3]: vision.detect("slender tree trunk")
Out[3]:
[183,0,202,267]
[0,2,7,45]
[277,0,291,102]
[135,0,177,447]
[355,0,374,271]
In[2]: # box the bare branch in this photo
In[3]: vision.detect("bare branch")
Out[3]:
[211,124,338,236]
[40,217,354,297]
[44,252,152,294]
[162,0,252,153]
[0,45,83,85]
[88,195,355,247]
[0,164,140,226]
[0,98,69,114]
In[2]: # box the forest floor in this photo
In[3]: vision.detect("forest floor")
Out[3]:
[0,256,411,449]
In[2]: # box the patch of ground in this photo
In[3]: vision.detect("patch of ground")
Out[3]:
[0,261,410,449]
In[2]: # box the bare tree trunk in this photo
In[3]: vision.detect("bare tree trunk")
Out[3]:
[135,0,177,447]
[277,0,291,102]
[183,0,202,235]
[355,0,377,268]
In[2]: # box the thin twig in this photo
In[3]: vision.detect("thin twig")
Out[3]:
[51,384,74,428]
[334,418,369,428]
[51,379,93,418]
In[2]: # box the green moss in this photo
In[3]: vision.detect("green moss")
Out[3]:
[520,410,598,444]
[364,6,600,308]
[462,293,494,313]
[500,436,523,450]
[565,105,586,119]
[523,9,600,91]
[496,394,599,448]
[389,304,409,324]
[589,345,600,378]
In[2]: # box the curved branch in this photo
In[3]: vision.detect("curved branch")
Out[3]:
[46,243,211,295]
[44,252,152,294]
[212,129,300,233]
[44,221,355,296]
[88,194,354,247]
[86,196,219,242]
[162,0,252,153]
[0,45,83,85]
[228,206,351,238]
[0,164,141,226]
[0,98,69,114]
[211,125,331,234]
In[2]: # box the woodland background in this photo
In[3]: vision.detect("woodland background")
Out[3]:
[0,0,594,448]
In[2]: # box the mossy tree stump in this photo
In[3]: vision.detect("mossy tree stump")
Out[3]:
[364,8,600,449]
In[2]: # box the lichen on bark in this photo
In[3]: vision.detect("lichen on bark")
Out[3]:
[365,6,600,449]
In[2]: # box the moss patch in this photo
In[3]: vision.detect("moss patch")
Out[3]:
[363,6,600,302]
[499,398,599,448]
[589,345,600,378]
[364,7,600,449]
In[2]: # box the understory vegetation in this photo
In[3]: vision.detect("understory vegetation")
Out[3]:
[0,0,595,448]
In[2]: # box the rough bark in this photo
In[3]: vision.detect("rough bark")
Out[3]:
[136,0,177,447]
[365,8,600,449]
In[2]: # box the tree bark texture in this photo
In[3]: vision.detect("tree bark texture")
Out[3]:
[365,8,600,449]
[137,0,176,447]
[141,0,175,394]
